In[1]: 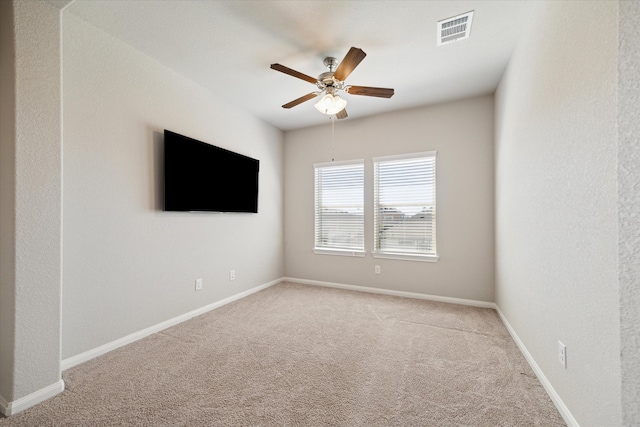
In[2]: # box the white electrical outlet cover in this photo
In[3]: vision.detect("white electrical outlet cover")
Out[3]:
[558,341,566,368]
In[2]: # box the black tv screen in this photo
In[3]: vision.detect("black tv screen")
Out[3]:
[163,130,259,213]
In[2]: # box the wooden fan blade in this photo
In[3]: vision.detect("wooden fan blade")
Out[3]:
[333,47,367,81]
[347,86,395,98]
[282,92,318,109]
[336,108,348,120]
[270,63,318,84]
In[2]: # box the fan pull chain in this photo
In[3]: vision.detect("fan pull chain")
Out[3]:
[331,114,335,162]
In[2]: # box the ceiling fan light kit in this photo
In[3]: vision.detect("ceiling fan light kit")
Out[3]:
[270,47,394,119]
[314,92,347,116]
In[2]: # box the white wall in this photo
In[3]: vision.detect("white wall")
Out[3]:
[61,12,284,359]
[284,96,495,302]
[619,1,640,425]
[495,2,620,425]
[0,0,63,409]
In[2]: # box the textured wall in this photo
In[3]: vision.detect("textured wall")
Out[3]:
[619,1,640,425]
[285,96,495,302]
[61,12,284,359]
[0,0,62,403]
[0,0,17,404]
[495,1,620,425]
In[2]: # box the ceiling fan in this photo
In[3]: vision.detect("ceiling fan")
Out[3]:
[270,47,394,120]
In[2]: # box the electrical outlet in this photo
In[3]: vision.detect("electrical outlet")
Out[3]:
[558,341,567,368]
[195,278,203,291]
[374,265,381,275]
[229,270,235,281]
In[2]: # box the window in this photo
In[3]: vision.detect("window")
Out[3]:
[373,152,438,261]
[314,160,365,256]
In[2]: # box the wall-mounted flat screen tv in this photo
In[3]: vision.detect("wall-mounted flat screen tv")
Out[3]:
[163,130,259,213]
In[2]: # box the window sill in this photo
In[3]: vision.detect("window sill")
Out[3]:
[372,252,439,262]
[313,248,366,257]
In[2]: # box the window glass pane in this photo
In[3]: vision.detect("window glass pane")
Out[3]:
[314,161,364,252]
[374,153,436,256]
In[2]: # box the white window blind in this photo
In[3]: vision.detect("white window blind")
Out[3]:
[373,152,437,261]
[314,160,364,256]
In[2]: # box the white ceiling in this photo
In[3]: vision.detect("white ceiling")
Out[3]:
[55,0,538,131]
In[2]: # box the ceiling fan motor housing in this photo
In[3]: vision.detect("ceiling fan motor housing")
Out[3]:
[318,56,346,92]
[317,71,344,90]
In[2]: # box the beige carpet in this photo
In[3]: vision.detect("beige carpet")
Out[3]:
[0,282,565,426]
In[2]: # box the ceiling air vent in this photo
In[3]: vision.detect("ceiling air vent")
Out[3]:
[437,11,474,46]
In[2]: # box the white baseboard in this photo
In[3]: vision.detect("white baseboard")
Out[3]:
[0,379,65,417]
[283,277,497,309]
[61,278,283,371]
[495,306,579,427]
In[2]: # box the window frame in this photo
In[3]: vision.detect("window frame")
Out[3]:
[372,151,439,262]
[313,159,366,257]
